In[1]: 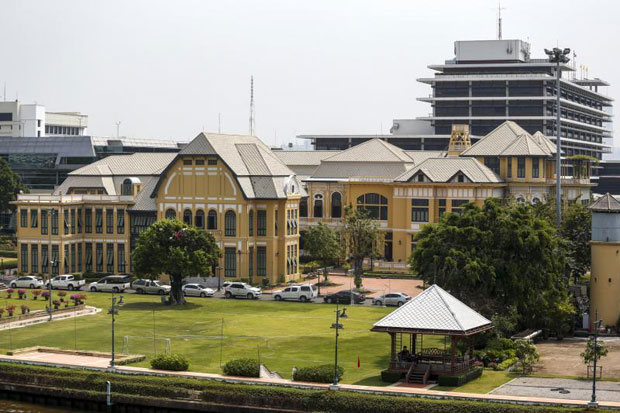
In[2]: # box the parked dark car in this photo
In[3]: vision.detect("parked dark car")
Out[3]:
[323,290,365,304]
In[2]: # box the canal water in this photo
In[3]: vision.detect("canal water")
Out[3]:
[0,399,81,412]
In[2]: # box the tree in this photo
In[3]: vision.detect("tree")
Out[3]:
[132,219,220,305]
[304,223,341,294]
[410,199,572,329]
[341,206,383,288]
[515,339,539,374]
[581,337,608,366]
[562,202,591,281]
[0,158,26,213]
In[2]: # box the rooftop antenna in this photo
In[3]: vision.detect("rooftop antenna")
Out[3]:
[497,1,506,40]
[115,121,121,138]
[249,76,255,136]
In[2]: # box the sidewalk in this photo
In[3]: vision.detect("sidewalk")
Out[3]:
[0,352,618,410]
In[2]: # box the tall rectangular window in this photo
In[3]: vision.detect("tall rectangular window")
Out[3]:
[294,244,298,273]
[117,209,125,234]
[257,210,267,236]
[411,199,429,222]
[439,199,446,218]
[64,209,69,235]
[71,244,76,273]
[51,210,58,235]
[249,210,254,236]
[77,209,82,233]
[42,245,49,273]
[41,210,48,235]
[117,243,126,273]
[21,244,28,273]
[71,209,76,234]
[31,245,38,273]
[77,243,82,272]
[507,157,513,178]
[451,199,469,216]
[52,245,59,275]
[20,209,27,228]
[248,246,253,278]
[86,243,93,272]
[517,158,525,178]
[64,244,69,274]
[484,157,500,175]
[274,210,278,236]
[532,158,540,178]
[224,247,236,277]
[85,209,92,233]
[106,209,114,234]
[106,243,114,273]
[257,247,267,276]
[95,209,103,233]
[96,243,103,272]
[31,209,38,228]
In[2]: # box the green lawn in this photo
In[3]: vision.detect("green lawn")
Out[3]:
[433,370,516,393]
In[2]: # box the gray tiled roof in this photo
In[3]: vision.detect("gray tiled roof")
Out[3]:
[178,134,217,155]
[236,144,271,175]
[590,193,620,212]
[323,139,413,163]
[69,153,176,176]
[273,150,339,166]
[131,176,159,211]
[372,284,492,334]
[396,157,501,183]
[405,150,447,164]
[460,121,555,157]
[311,162,409,180]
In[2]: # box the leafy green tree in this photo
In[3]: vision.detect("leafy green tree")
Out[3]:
[0,158,27,213]
[410,199,571,328]
[304,223,341,293]
[562,202,591,280]
[341,206,383,288]
[132,219,220,304]
[581,337,608,366]
[515,339,539,374]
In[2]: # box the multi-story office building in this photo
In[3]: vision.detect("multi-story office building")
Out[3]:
[298,38,614,166]
[16,133,302,284]
[0,101,88,137]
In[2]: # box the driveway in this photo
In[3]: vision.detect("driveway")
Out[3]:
[307,274,424,298]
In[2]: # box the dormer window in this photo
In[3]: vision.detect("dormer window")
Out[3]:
[121,179,133,196]
[457,174,465,183]
[417,174,424,182]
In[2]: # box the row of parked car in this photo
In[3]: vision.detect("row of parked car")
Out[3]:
[7,275,412,306]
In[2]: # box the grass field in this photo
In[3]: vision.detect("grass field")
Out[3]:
[433,370,516,393]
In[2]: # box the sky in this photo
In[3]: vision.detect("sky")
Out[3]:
[1,0,618,147]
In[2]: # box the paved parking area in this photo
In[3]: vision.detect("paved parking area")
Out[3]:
[490,377,620,402]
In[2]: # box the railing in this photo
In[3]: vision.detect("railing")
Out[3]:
[17,194,135,203]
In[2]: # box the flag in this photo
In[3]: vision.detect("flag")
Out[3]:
[357,356,360,369]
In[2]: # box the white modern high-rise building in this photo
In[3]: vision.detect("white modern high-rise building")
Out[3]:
[0,100,88,137]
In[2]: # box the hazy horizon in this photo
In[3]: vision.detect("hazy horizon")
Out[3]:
[1,0,617,148]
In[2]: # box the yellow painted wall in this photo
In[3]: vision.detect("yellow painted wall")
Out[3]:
[590,241,620,329]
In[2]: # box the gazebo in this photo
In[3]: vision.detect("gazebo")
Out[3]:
[371,284,492,384]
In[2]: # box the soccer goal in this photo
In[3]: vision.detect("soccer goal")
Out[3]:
[122,335,171,355]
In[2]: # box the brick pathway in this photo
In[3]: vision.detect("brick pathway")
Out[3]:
[1,352,619,409]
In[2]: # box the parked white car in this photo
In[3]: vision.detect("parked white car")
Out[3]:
[182,283,215,297]
[273,284,317,302]
[224,282,261,299]
[372,292,411,307]
[10,276,44,289]
[89,275,131,293]
[132,279,171,295]
[46,274,86,291]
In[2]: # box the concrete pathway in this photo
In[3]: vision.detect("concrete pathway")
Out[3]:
[491,377,620,403]
[0,351,618,409]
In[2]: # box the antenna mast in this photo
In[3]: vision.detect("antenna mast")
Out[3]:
[249,76,255,136]
[497,2,506,40]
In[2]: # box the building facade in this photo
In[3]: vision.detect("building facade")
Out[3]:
[15,133,302,284]
[0,101,88,137]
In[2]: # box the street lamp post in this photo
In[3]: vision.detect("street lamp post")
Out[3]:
[109,295,124,368]
[590,310,602,407]
[330,302,347,388]
[47,208,57,322]
[544,47,571,227]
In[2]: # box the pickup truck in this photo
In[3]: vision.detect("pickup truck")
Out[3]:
[46,274,86,291]
[132,279,171,295]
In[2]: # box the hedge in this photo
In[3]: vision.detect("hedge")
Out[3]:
[437,367,483,387]
[294,364,343,383]
[0,258,17,269]
[0,250,17,258]
[222,358,260,378]
[0,362,584,413]
[381,369,403,383]
[496,357,518,371]
[150,353,189,371]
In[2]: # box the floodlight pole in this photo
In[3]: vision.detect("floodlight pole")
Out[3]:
[47,208,56,321]
[110,296,116,368]
[331,302,347,388]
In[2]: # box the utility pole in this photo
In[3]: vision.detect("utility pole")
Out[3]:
[47,207,56,321]
[545,47,570,227]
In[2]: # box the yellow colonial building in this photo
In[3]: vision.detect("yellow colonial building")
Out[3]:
[16,133,302,284]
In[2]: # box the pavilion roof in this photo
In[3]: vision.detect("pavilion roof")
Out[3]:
[371,285,492,336]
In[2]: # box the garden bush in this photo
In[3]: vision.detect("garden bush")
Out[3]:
[222,358,260,378]
[380,369,402,383]
[150,353,190,371]
[293,364,343,383]
[495,357,518,371]
[0,250,17,258]
[437,367,483,387]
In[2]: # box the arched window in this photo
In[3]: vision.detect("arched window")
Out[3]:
[331,192,342,218]
[195,209,205,229]
[121,179,132,196]
[299,198,308,217]
[249,210,254,236]
[313,194,323,218]
[183,209,192,225]
[225,210,236,236]
[165,209,176,220]
[516,195,526,205]
[356,193,388,220]
[207,210,217,230]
